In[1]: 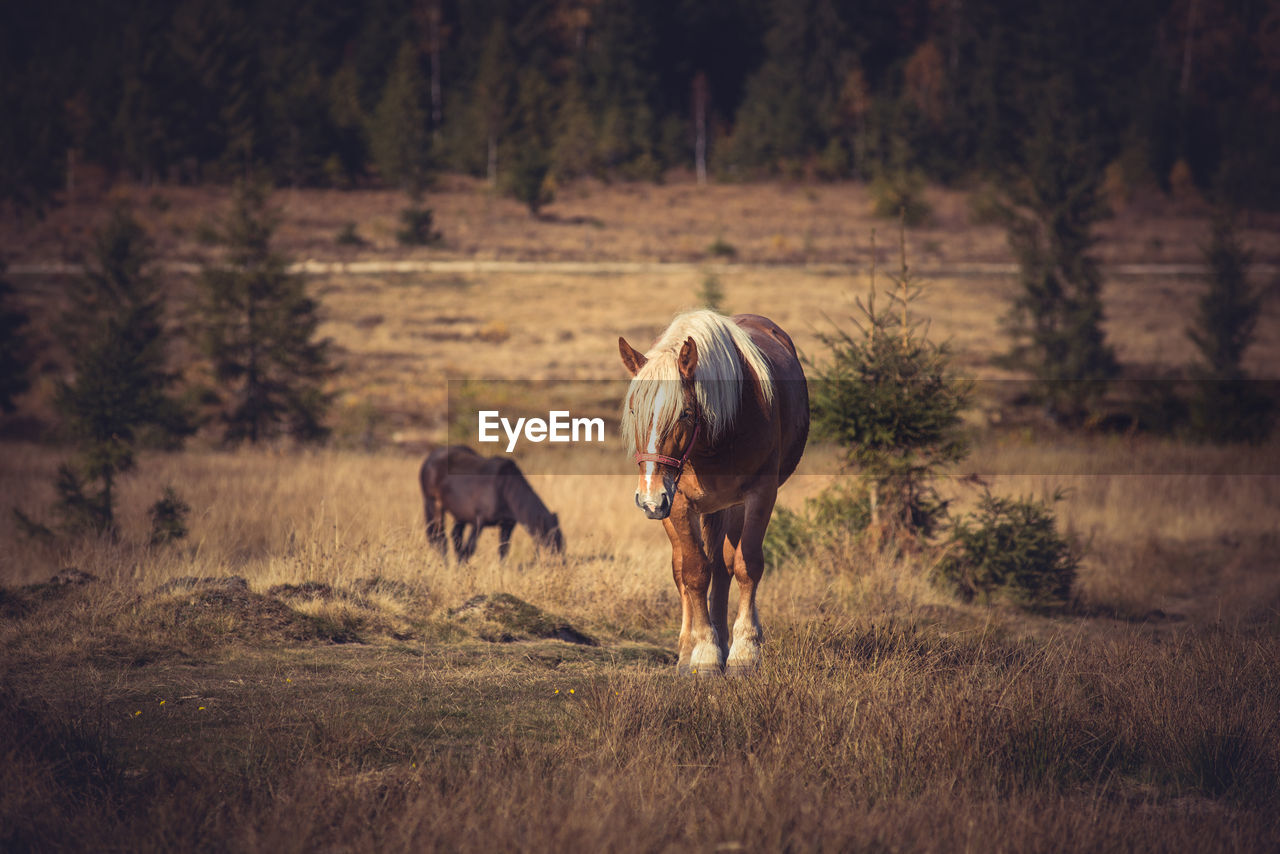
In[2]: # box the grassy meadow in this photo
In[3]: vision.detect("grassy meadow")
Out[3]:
[2,179,1279,851]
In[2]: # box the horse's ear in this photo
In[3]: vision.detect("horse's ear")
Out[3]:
[677,336,699,382]
[618,337,647,376]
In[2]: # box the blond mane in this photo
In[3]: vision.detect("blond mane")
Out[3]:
[621,310,774,455]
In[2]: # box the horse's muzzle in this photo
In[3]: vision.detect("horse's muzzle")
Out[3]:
[636,490,671,520]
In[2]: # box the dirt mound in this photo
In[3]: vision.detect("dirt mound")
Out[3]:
[448,593,597,646]
[0,568,100,619]
[155,575,250,594]
[143,576,359,645]
[267,580,336,600]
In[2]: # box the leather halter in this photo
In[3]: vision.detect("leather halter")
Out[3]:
[634,403,701,481]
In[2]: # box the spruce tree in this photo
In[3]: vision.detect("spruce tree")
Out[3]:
[1187,215,1274,443]
[504,68,556,216]
[369,41,431,193]
[472,20,515,186]
[809,229,970,542]
[51,209,192,535]
[199,181,333,445]
[1002,77,1118,423]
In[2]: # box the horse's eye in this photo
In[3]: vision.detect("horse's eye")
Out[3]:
[680,408,692,421]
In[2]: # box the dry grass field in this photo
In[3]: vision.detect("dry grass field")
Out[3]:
[2,178,1279,851]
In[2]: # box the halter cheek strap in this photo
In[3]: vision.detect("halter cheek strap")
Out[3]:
[633,420,700,472]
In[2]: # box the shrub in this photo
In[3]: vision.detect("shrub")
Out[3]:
[697,274,725,313]
[706,236,738,259]
[335,222,366,247]
[148,486,190,545]
[763,483,872,569]
[933,491,1079,608]
[396,205,442,246]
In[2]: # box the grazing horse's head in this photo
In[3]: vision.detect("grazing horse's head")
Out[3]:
[619,334,701,520]
[537,512,565,553]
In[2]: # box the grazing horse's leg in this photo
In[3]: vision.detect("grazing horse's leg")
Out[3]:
[461,519,483,561]
[451,521,469,562]
[424,499,448,558]
[664,495,722,675]
[497,520,516,560]
[726,488,776,676]
[702,510,732,665]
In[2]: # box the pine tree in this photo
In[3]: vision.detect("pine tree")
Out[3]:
[199,181,333,444]
[551,75,599,181]
[51,209,192,535]
[728,0,849,173]
[472,20,516,186]
[504,68,556,216]
[1002,76,1118,424]
[369,40,432,193]
[809,229,970,543]
[1186,214,1274,443]
[327,60,370,182]
[0,261,31,413]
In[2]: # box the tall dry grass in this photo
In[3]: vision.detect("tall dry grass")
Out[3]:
[5,432,1278,628]
[4,428,1279,851]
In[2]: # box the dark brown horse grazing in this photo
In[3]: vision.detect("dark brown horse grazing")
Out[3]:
[419,446,564,562]
[619,310,808,675]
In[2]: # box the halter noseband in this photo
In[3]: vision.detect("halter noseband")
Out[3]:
[633,403,701,482]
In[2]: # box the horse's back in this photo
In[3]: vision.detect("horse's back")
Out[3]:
[421,446,528,523]
[733,313,809,484]
[733,314,800,363]
[421,445,480,492]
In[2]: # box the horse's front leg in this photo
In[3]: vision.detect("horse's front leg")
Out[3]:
[451,521,469,562]
[726,488,776,676]
[497,520,516,560]
[461,519,483,561]
[664,497,722,675]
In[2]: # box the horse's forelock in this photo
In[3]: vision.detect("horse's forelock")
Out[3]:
[620,311,774,455]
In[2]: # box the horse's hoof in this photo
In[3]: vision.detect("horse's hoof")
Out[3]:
[724,662,759,678]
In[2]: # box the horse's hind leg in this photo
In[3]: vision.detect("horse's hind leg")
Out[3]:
[424,500,448,558]
[726,491,774,676]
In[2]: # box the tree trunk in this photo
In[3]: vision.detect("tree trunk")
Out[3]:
[487,133,498,186]
[429,0,442,141]
[693,72,709,186]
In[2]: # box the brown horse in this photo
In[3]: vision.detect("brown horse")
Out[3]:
[419,446,564,562]
[619,310,808,675]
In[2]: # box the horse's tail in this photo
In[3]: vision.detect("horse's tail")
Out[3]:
[419,456,448,557]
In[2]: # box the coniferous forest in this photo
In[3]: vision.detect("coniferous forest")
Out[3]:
[3,0,1278,212]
